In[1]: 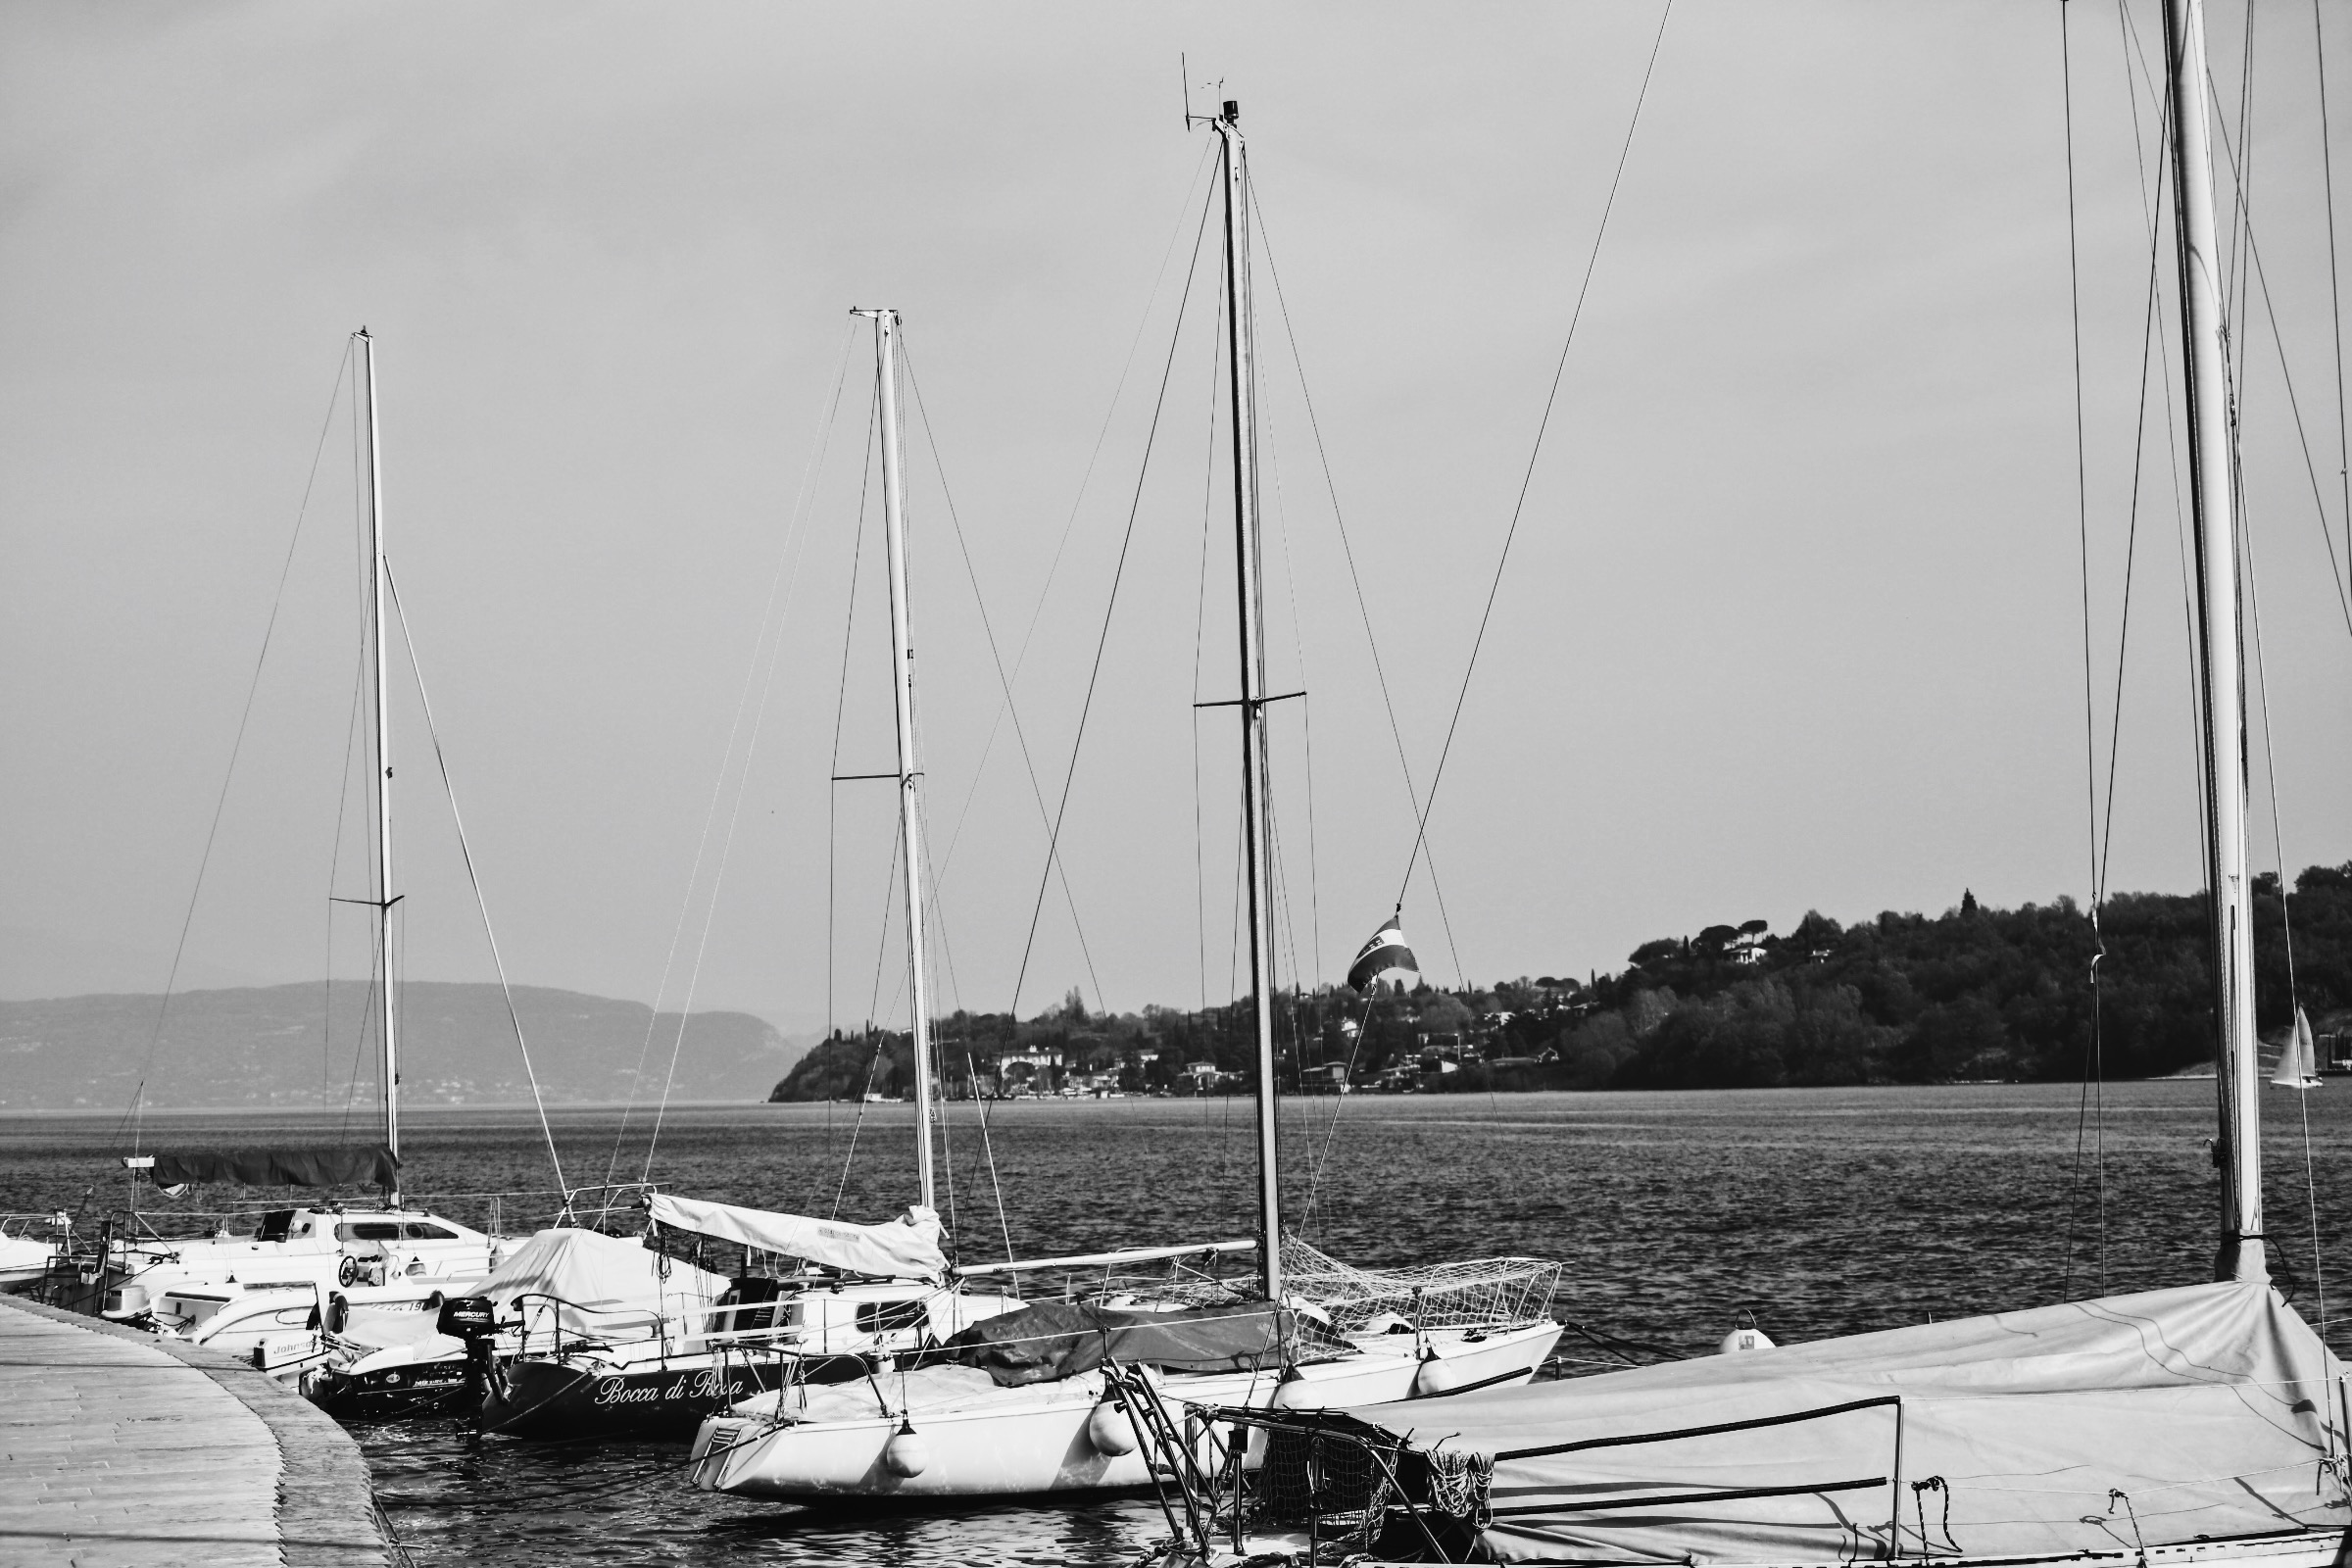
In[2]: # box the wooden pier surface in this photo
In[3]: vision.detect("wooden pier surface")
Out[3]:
[0,1293,389,1568]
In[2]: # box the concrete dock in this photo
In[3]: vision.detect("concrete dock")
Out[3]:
[0,1294,389,1567]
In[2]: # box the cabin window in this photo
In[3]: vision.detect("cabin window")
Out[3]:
[402,1223,460,1242]
[255,1210,297,1243]
[337,1222,404,1243]
[856,1299,928,1336]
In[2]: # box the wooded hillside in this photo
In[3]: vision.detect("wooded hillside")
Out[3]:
[771,865,2352,1097]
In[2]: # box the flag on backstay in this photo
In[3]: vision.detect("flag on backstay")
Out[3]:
[1348,915,1418,993]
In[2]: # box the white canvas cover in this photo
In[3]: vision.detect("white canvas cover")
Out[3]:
[1337,1281,2345,1563]
[647,1194,945,1282]
[477,1226,731,1338]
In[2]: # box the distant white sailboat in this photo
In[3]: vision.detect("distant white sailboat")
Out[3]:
[2271,1005,2322,1090]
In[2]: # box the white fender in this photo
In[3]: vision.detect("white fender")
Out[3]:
[880,1419,930,1478]
[1087,1398,1138,1455]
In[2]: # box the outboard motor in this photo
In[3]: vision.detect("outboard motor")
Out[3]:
[436,1295,502,1400]
[435,1296,497,1339]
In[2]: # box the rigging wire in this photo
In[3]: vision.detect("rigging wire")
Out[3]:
[1193,263,1226,1013]
[1009,165,1222,1019]
[963,1050,1017,1263]
[2239,457,2329,1349]
[120,340,353,1152]
[322,603,369,1101]
[382,566,570,1203]
[867,826,906,1031]
[2095,69,2177,909]
[898,342,1108,1013]
[1390,0,1674,922]
[1254,331,1323,988]
[2117,0,2214,969]
[636,324,849,1183]
[599,320,858,1198]
[823,372,881,1061]
[828,1032,888,1221]
[2314,0,2352,606]
[927,142,1220,898]
[2200,80,2352,641]
[1248,182,1466,984]
[2059,0,2109,1300]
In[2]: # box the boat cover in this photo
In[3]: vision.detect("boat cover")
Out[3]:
[149,1146,399,1189]
[336,1306,465,1366]
[478,1227,731,1338]
[1321,1280,2345,1562]
[938,1298,1296,1386]
[647,1194,945,1282]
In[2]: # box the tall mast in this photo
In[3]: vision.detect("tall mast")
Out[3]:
[1211,102,1285,1305]
[2162,0,2264,1284]
[357,326,401,1202]
[858,308,939,1213]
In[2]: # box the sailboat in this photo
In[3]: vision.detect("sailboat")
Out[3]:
[51,330,510,1376]
[686,112,1561,1503]
[1130,5,2352,1564]
[2272,1006,2322,1090]
[466,307,1037,1440]
[462,1196,1018,1438]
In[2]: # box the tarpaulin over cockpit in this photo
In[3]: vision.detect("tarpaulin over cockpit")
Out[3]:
[1313,1280,2344,1563]
[477,1226,731,1338]
[938,1298,1296,1386]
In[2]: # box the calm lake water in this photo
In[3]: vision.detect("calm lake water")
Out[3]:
[3,1082,2343,1565]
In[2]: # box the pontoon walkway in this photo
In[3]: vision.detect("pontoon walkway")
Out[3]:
[0,1293,389,1567]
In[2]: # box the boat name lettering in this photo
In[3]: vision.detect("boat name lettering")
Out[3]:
[591,1370,750,1408]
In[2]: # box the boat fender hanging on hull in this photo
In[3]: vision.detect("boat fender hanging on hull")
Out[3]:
[1087,1397,1139,1455]
[881,1418,930,1478]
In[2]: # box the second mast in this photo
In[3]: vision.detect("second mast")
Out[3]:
[858,308,941,1214]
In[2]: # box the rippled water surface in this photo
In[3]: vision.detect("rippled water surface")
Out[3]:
[5,1083,2346,1564]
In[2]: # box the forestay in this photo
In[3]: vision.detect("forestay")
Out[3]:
[1313,1280,2344,1563]
[646,1194,946,1282]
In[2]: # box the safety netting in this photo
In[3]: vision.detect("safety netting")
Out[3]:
[1277,1236,1561,1332]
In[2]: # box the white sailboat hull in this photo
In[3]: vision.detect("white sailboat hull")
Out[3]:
[692,1365,1281,1499]
[694,1385,1174,1499]
[691,1322,1562,1500]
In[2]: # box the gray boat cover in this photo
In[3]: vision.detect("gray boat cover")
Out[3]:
[149,1146,398,1189]
[939,1298,1295,1386]
[646,1193,945,1281]
[477,1227,731,1338]
[1329,1280,2344,1562]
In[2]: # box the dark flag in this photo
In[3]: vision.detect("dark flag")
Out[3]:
[1347,915,1419,993]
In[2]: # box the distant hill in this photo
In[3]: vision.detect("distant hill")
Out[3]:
[0,982,807,1109]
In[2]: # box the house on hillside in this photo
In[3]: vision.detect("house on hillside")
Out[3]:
[996,1045,1062,1096]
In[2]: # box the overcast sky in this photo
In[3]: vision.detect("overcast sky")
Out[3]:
[6,1,2350,1036]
